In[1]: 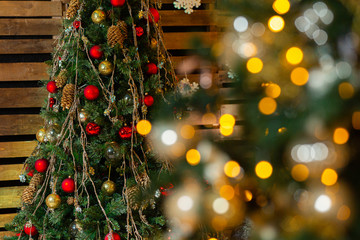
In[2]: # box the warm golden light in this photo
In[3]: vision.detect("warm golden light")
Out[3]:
[136,120,152,135]
[352,112,360,130]
[224,161,241,178]
[255,161,273,179]
[186,149,201,166]
[220,185,235,200]
[244,190,253,202]
[268,15,285,32]
[180,125,195,139]
[246,57,263,73]
[212,216,227,231]
[220,126,234,136]
[337,205,351,221]
[338,82,354,99]
[202,113,217,125]
[291,164,309,182]
[219,114,236,129]
[291,67,309,86]
[265,83,281,98]
[272,0,290,15]
[333,127,349,145]
[258,97,277,115]
[321,168,338,186]
[286,47,303,65]
[209,238,218,240]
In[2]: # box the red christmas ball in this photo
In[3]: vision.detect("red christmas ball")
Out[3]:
[105,232,121,240]
[145,63,158,75]
[148,8,160,23]
[86,122,101,135]
[90,45,103,59]
[46,81,58,93]
[49,97,55,108]
[110,0,125,7]
[135,26,144,37]
[24,223,38,236]
[27,169,34,177]
[61,178,75,193]
[84,85,100,100]
[144,95,154,107]
[119,126,132,139]
[35,158,49,173]
[73,20,81,29]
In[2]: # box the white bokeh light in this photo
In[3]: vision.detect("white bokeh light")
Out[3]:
[161,130,178,146]
[212,197,229,214]
[314,194,331,212]
[233,16,248,33]
[177,196,194,212]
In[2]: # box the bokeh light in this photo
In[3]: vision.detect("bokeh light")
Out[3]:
[314,194,331,213]
[333,127,349,145]
[291,164,309,182]
[202,113,217,126]
[233,16,248,33]
[286,47,303,65]
[272,0,290,15]
[180,125,195,139]
[291,67,309,86]
[321,168,338,186]
[224,160,241,178]
[246,57,263,73]
[255,161,273,179]
[352,112,360,130]
[220,185,235,200]
[161,130,178,146]
[212,198,229,214]
[268,15,285,32]
[258,97,277,115]
[186,149,201,166]
[211,216,227,231]
[338,82,354,99]
[219,114,235,129]
[220,126,234,136]
[244,190,253,202]
[136,120,152,135]
[265,83,281,98]
[337,205,351,221]
[177,196,193,212]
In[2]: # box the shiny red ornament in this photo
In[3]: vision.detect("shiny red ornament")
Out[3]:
[90,45,104,59]
[73,20,81,29]
[84,85,100,100]
[160,183,174,196]
[24,223,38,236]
[145,63,158,75]
[61,178,75,193]
[148,8,160,23]
[105,232,121,240]
[110,0,125,7]
[27,169,34,177]
[144,95,154,107]
[135,26,144,37]
[119,126,132,139]
[49,97,55,108]
[86,122,101,135]
[35,158,49,173]
[46,81,58,93]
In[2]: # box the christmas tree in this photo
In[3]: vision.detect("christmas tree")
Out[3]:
[5,0,176,239]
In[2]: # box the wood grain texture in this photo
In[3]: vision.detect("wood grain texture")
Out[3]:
[0,186,25,209]
[0,115,42,136]
[161,10,212,26]
[164,32,218,49]
[0,1,62,17]
[0,213,17,228]
[0,165,22,181]
[0,88,47,108]
[0,62,48,81]
[0,231,16,238]
[0,18,62,36]
[0,141,37,158]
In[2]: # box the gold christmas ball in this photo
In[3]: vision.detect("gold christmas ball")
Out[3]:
[46,193,61,209]
[79,109,88,123]
[98,60,114,76]
[36,128,46,143]
[91,9,106,24]
[150,38,157,48]
[101,180,116,196]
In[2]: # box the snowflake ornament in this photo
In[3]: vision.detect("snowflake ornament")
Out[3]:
[173,0,201,14]
[177,77,199,96]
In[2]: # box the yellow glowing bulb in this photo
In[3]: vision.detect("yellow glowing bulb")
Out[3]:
[219,114,235,129]
[333,127,349,145]
[268,15,285,32]
[246,57,263,74]
[291,164,309,182]
[255,161,273,179]
[186,149,201,166]
[220,185,235,200]
[244,190,253,202]
[272,0,290,15]
[265,83,281,98]
[180,125,195,139]
[209,238,218,240]
[258,97,277,115]
[338,82,354,99]
[321,168,338,186]
[291,67,309,86]
[220,126,234,136]
[224,160,241,178]
[337,205,351,221]
[286,47,303,65]
[136,120,152,135]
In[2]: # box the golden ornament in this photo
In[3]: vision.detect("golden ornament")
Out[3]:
[101,180,116,196]
[46,193,61,209]
[150,38,157,49]
[79,109,88,123]
[36,128,46,143]
[98,60,114,76]
[91,9,106,24]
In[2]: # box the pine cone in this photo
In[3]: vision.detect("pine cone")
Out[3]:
[126,186,140,210]
[117,21,128,39]
[66,0,80,19]
[55,69,67,88]
[67,197,74,205]
[107,22,127,48]
[22,186,35,204]
[61,84,75,110]
[29,173,43,189]
[136,172,150,188]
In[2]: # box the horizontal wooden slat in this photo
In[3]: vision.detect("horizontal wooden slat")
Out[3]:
[0,39,54,54]
[0,213,17,228]
[0,164,22,181]
[0,1,62,17]
[161,10,212,26]
[0,88,47,108]
[221,104,242,120]
[0,19,61,36]
[164,32,218,49]
[0,63,48,81]
[0,115,42,136]
[0,186,25,209]
[0,141,37,158]
[0,231,16,238]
